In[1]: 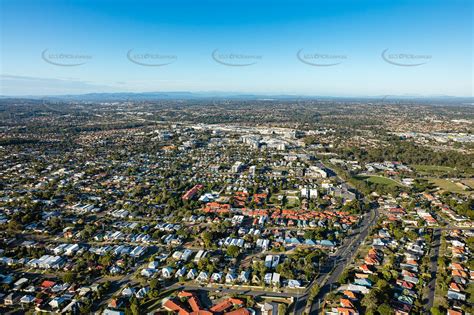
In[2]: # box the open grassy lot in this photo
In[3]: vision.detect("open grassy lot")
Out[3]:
[354,175,402,187]
[462,179,474,189]
[413,164,474,177]
[269,191,300,208]
[269,195,281,204]
[413,164,456,173]
[428,178,472,195]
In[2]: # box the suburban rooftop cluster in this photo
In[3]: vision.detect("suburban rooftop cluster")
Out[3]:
[0,99,472,315]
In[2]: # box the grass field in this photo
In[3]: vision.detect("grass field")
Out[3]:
[269,194,300,207]
[428,178,471,195]
[269,195,280,204]
[354,175,402,187]
[462,179,474,189]
[413,164,456,173]
[413,164,474,177]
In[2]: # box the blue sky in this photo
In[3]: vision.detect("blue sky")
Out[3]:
[0,0,472,96]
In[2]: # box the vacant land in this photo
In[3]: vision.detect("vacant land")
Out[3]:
[413,164,474,177]
[354,175,401,187]
[462,179,474,189]
[413,165,456,173]
[428,178,472,195]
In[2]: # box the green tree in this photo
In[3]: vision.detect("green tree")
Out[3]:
[377,303,393,315]
[226,245,240,258]
[278,303,287,315]
[430,306,443,315]
[361,289,379,313]
[149,278,160,291]
[128,297,140,315]
[62,271,77,284]
[338,269,350,284]
[202,231,214,248]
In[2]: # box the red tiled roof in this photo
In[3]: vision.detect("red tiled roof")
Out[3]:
[210,300,233,313]
[223,308,250,315]
[41,280,55,288]
[451,263,464,271]
[449,282,463,292]
[165,291,246,315]
[182,185,204,201]
[340,298,354,308]
[343,291,357,300]
[337,307,357,315]
[163,298,191,315]
[203,202,231,214]
[189,296,201,313]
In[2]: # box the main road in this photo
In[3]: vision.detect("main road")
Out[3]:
[294,159,380,315]
[163,158,380,315]
[424,228,441,312]
[291,205,379,315]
